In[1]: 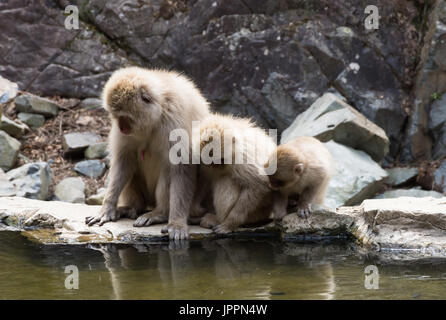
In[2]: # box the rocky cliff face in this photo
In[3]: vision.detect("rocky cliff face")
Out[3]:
[0,0,440,163]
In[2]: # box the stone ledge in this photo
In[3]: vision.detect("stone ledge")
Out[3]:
[1,196,446,260]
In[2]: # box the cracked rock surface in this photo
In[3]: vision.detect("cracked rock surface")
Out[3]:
[2,196,446,260]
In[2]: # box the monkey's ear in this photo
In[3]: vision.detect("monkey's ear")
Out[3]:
[294,163,304,175]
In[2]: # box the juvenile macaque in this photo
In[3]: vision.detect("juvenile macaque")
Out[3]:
[198,114,277,233]
[265,136,333,219]
[85,67,210,240]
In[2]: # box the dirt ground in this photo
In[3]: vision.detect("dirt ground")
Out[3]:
[3,95,111,198]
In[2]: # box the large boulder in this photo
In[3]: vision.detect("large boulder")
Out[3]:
[0,0,420,162]
[6,162,52,200]
[281,93,390,162]
[324,141,388,209]
[402,0,446,162]
[345,197,446,254]
[0,1,132,98]
[0,130,21,171]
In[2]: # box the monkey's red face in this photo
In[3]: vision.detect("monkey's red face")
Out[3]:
[104,75,164,136]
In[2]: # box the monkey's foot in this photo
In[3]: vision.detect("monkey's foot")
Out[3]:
[133,210,167,227]
[200,213,219,229]
[297,204,312,219]
[213,224,233,234]
[161,221,189,240]
[85,207,118,226]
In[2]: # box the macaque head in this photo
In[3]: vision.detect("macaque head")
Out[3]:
[102,67,167,136]
[265,146,305,190]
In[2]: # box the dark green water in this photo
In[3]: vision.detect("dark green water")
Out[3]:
[1,231,446,299]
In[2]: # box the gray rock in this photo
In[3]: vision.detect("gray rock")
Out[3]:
[332,49,407,159]
[2,195,446,260]
[281,93,390,162]
[0,168,15,197]
[0,197,213,244]
[0,130,21,171]
[385,167,419,187]
[0,75,18,103]
[6,162,52,200]
[80,98,102,110]
[434,159,446,192]
[86,187,106,205]
[0,115,28,139]
[55,177,85,204]
[63,132,102,156]
[0,0,422,164]
[402,0,446,162]
[429,94,446,159]
[280,208,354,238]
[345,197,446,255]
[15,94,59,117]
[375,188,444,199]
[74,160,106,178]
[0,1,133,98]
[324,141,388,209]
[17,112,45,128]
[85,142,108,159]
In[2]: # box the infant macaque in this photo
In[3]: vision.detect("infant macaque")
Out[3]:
[265,136,333,219]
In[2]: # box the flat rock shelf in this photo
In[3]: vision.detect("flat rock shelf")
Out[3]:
[1,196,446,260]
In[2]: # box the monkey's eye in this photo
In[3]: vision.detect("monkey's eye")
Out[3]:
[141,91,152,104]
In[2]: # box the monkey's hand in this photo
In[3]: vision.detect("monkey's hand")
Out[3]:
[297,204,312,219]
[85,205,118,226]
[161,221,189,240]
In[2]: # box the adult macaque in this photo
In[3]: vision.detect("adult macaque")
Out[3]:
[85,67,210,240]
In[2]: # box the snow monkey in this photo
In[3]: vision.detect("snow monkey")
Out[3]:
[197,113,277,233]
[265,136,333,219]
[85,67,210,240]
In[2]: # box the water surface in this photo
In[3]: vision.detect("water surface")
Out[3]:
[0,231,445,299]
